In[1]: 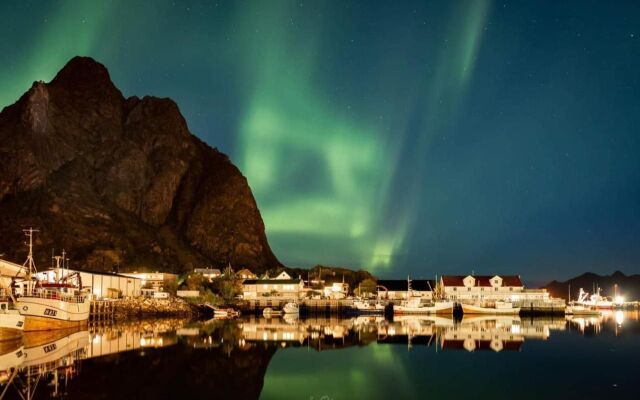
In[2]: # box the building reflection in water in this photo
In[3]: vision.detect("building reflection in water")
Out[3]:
[0,312,637,398]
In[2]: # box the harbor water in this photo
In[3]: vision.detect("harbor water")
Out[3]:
[0,311,638,399]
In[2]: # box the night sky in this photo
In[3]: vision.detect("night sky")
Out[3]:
[1,1,639,284]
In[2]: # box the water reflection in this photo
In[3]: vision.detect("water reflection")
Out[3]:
[0,312,637,399]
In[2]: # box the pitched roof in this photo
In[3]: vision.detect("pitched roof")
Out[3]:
[242,279,302,285]
[441,276,467,286]
[441,275,523,287]
[377,280,435,292]
[237,268,256,275]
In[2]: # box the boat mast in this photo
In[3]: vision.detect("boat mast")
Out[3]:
[22,227,39,294]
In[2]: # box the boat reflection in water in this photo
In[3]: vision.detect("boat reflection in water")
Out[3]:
[0,319,183,399]
[0,313,636,398]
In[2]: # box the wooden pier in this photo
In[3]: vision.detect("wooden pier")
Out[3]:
[90,300,115,320]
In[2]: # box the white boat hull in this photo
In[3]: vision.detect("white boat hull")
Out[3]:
[353,301,385,314]
[566,306,600,316]
[394,301,454,315]
[263,308,283,317]
[0,311,24,341]
[17,296,90,331]
[283,303,299,314]
[462,303,520,315]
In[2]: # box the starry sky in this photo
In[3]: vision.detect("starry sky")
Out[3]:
[1,1,639,284]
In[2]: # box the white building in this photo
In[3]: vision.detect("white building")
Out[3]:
[193,268,222,281]
[323,282,349,299]
[242,271,304,299]
[36,268,142,299]
[120,272,177,292]
[440,275,524,303]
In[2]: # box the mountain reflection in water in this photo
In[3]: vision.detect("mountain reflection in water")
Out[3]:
[0,311,637,399]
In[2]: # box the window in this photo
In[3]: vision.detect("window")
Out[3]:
[453,288,457,291]
[467,288,471,291]
[495,288,498,291]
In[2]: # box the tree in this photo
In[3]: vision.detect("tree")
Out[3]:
[185,273,207,291]
[356,278,377,297]
[209,270,242,304]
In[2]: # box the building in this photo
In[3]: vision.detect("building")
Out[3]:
[120,272,178,292]
[193,268,222,281]
[440,275,524,303]
[237,268,257,280]
[323,282,349,299]
[36,268,142,299]
[241,271,304,299]
[377,279,435,300]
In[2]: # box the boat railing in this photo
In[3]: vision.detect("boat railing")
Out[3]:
[22,289,87,304]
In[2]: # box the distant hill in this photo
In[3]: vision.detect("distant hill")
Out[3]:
[543,271,640,301]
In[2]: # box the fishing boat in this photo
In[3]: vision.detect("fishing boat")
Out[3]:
[283,302,300,314]
[574,288,613,310]
[352,299,385,314]
[393,298,455,315]
[461,301,520,315]
[263,307,283,317]
[16,230,91,331]
[0,300,24,341]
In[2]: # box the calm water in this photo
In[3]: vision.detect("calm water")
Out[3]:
[0,311,638,399]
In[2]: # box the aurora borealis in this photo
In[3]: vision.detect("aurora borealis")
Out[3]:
[1,1,639,282]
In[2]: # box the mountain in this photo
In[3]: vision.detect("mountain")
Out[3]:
[543,271,640,301]
[0,56,279,274]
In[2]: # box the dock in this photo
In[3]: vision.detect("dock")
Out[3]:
[90,300,116,321]
[240,299,356,315]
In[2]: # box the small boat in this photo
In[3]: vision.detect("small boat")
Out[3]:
[213,307,240,318]
[0,300,24,341]
[353,299,385,314]
[394,298,454,315]
[283,302,299,314]
[461,301,520,315]
[263,307,283,317]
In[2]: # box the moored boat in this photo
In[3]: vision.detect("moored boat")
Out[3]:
[283,302,299,314]
[263,307,283,317]
[213,307,240,318]
[394,298,454,315]
[15,230,91,331]
[574,288,613,310]
[461,301,520,315]
[353,299,385,314]
[0,301,24,341]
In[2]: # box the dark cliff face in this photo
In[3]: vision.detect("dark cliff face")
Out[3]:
[0,56,280,273]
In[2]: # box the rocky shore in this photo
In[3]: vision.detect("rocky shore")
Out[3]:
[113,296,197,320]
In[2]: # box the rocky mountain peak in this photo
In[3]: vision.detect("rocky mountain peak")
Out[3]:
[0,56,280,274]
[51,56,118,91]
